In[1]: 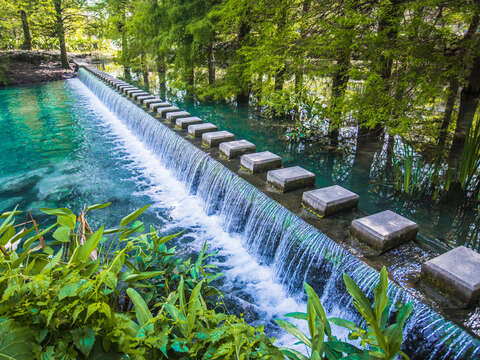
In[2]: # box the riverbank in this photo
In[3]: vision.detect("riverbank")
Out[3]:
[0,50,76,86]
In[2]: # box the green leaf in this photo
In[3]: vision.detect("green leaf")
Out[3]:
[58,281,83,300]
[71,327,96,357]
[86,202,111,212]
[343,273,375,323]
[123,271,164,282]
[126,288,153,327]
[0,319,39,360]
[40,207,73,216]
[120,205,150,227]
[58,213,76,230]
[75,226,104,263]
[374,267,389,326]
[285,312,308,320]
[275,319,311,347]
[304,282,332,338]
[53,226,71,243]
[278,347,309,360]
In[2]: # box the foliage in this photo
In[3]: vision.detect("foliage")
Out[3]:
[0,203,414,359]
[276,267,412,360]
[457,110,480,196]
[0,204,282,359]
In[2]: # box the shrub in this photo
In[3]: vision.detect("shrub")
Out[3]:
[0,204,411,359]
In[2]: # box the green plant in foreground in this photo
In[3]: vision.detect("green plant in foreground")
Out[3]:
[276,267,412,360]
[0,204,282,359]
[0,204,411,359]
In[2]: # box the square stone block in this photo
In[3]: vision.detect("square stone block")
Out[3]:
[350,210,418,252]
[219,140,256,159]
[176,117,203,129]
[157,106,180,119]
[132,92,150,100]
[143,98,162,106]
[119,85,135,91]
[202,131,235,148]
[422,246,480,305]
[150,102,171,111]
[188,123,218,138]
[267,166,315,192]
[137,95,155,104]
[240,151,281,173]
[125,88,141,95]
[166,111,191,123]
[303,185,359,217]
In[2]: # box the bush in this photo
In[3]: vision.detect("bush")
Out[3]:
[0,204,411,359]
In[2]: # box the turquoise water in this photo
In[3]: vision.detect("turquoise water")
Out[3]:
[0,78,308,346]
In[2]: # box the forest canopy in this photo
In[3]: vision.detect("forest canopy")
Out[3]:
[1,0,480,198]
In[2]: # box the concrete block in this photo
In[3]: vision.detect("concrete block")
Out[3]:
[125,88,141,96]
[150,102,171,111]
[143,98,162,106]
[176,117,203,129]
[188,123,218,138]
[219,140,256,159]
[166,111,191,123]
[350,210,418,252]
[422,246,480,305]
[132,92,150,100]
[240,151,281,173]
[267,166,315,192]
[202,131,235,148]
[136,95,155,104]
[302,185,359,216]
[157,106,180,119]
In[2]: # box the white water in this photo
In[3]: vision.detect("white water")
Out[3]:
[68,77,310,348]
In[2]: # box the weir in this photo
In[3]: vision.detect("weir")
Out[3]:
[77,66,480,359]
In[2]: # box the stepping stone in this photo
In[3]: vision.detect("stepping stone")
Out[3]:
[219,140,256,159]
[176,116,203,129]
[267,166,315,192]
[132,92,150,100]
[166,111,191,123]
[137,95,155,104]
[157,106,180,119]
[302,185,359,217]
[350,210,418,252]
[150,102,171,111]
[202,131,235,148]
[125,88,141,95]
[188,123,218,138]
[240,151,281,173]
[143,98,162,106]
[422,246,480,305]
[122,88,137,94]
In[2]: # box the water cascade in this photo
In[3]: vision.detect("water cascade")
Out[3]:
[78,68,480,359]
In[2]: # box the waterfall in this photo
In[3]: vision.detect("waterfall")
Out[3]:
[78,68,480,360]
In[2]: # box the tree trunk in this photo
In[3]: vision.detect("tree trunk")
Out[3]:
[329,41,352,144]
[20,10,32,50]
[450,54,480,155]
[207,42,215,85]
[437,78,459,149]
[236,21,251,105]
[53,0,70,70]
[141,53,149,90]
[274,67,286,91]
[157,56,166,95]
